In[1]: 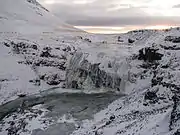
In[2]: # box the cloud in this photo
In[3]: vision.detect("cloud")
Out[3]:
[37,0,180,28]
[173,4,180,8]
[67,16,180,26]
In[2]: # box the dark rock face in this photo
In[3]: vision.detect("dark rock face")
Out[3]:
[84,38,92,43]
[18,94,26,98]
[174,130,180,135]
[109,115,115,121]
[3,41,38,55]
[31,45,38,50]
[118,36,123,42]
[72,81,79,89]
[29,79,41,86]
[128,38,135,44]
[66,52,121,90]
[138,47,163,62]
[170,94,180,131]
[165,36,180,43]
[40,50,52,58]
[40,47,52,57]
[26,0,49,12]
[3,42,10,47]
[42,74,64,85]
[151,77,163,87]
[160,45,180,50]
[144,91,158,101]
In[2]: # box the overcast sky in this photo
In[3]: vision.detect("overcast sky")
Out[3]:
[37,0,180,33]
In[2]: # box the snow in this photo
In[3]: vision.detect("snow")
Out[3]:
[0,0,80,34]
[0,42,39,104]
[0,104,52,135]
[0,0,85,104]
[1,0,180,134]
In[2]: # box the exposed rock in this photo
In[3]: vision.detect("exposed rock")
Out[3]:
[144,91,158,101]
[165,36,180,43]
[44,74,64,85]
[3,42,10,47]
[31,44,38,50]
[174,129,180,135]
[29,79,40,86]
[138,47,163,62]
[84,38,92,43]
[40,50,52,58]
[72,80,79,89]
[118,36,123,42]
[66,52,121,90]
[160,45,180,50]
[18,94,26,98]
[77,36,83,39]
[33,59,66,70]
[62,46,71,52]
[151,77,163,87]
[128,38,135,44]
[109,115,115,121]
[170,94,180,131]
[102,41,107,44]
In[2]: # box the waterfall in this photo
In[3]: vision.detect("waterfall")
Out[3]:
[65,51,131,92]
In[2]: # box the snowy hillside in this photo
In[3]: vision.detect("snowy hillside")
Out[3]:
[70,28,180,135]
[0,0,180,135]
[0,0,85,104]
[0,0,80,33]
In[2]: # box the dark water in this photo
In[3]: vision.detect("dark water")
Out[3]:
[0,89,122,135]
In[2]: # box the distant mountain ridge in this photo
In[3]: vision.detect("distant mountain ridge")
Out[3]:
[26,0,49,12]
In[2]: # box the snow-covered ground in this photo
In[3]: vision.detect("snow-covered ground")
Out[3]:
[0,0,85,104]
[70,28,180,135]
[1,0,180,135]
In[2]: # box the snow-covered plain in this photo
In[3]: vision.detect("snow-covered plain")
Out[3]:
[0,0,180,135]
